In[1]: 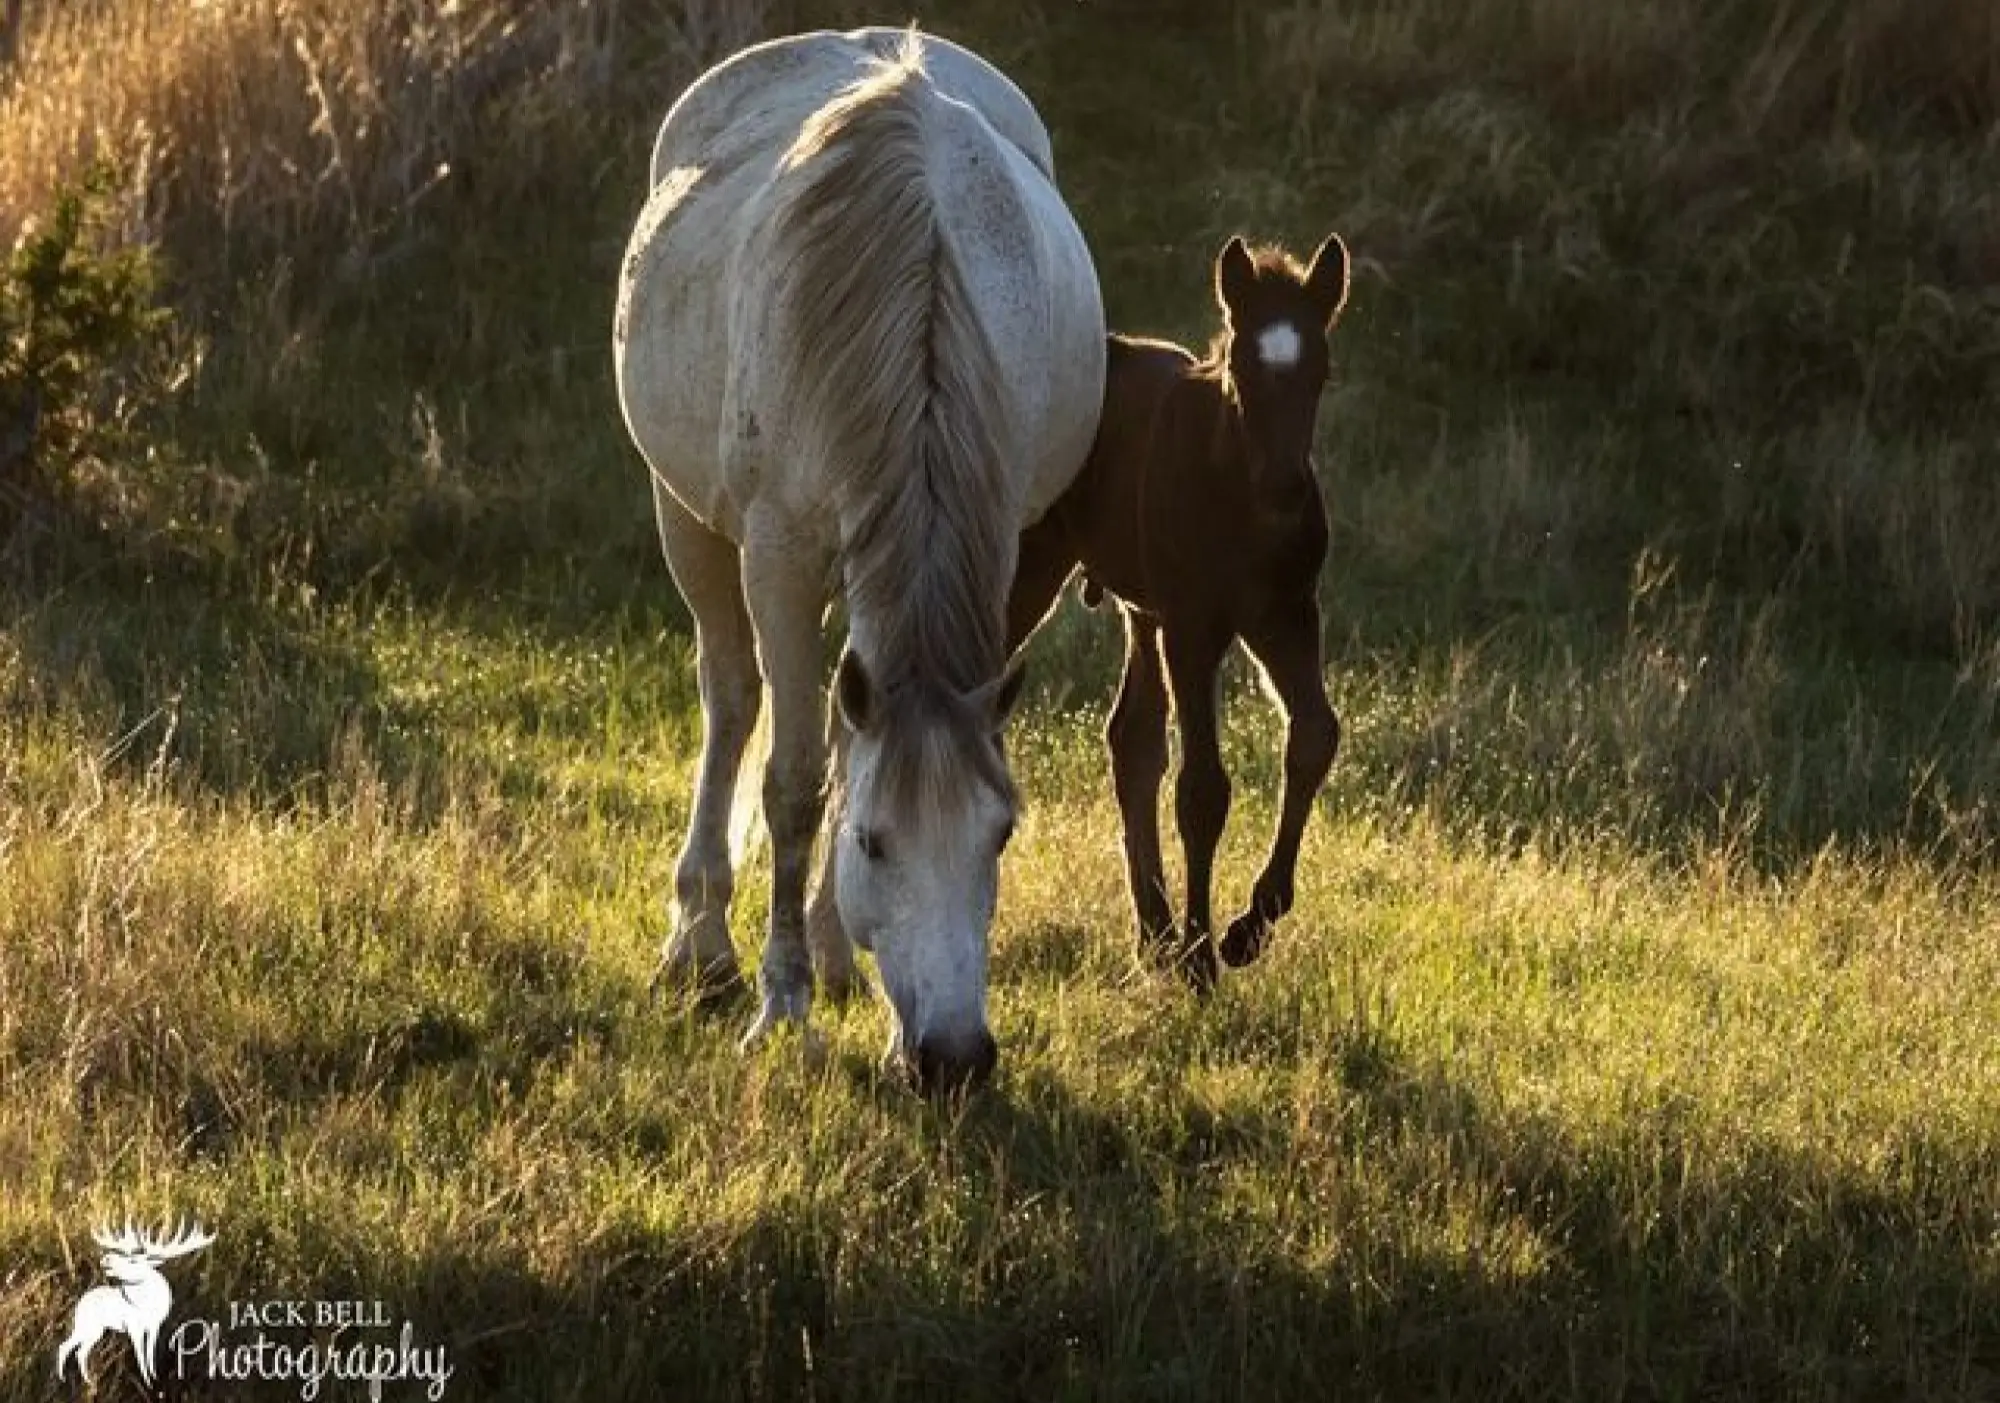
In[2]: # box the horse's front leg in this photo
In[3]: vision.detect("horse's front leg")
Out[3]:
[1222,598,1339,967]
[804,693,867,1003]
[1164,624,1232,991]
[1107,612,1178,968]
[653,493,760,1000]
[739,527,832,1054]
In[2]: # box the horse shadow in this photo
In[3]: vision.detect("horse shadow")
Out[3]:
[334,1018,1992,1402]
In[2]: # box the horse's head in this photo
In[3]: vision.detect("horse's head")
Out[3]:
[1213,231,1350,502]
[832,649,1024,1095]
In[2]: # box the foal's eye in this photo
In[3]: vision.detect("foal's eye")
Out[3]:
[854,827,886,862]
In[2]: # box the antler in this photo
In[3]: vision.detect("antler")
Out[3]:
[91,1220,146,1255]
[139,1218,216,1260]
[91,1218,215,1260]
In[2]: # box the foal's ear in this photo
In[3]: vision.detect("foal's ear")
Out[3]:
[836,649,875,733]
[1214,235,1256,321]
[1304,232,1350,328]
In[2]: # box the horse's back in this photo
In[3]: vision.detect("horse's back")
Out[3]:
[616,29,1103,547]
[648,29,1055,189]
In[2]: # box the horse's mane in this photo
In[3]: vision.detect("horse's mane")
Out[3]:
[765,32,1018,819]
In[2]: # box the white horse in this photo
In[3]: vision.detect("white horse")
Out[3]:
[614,28,1106,1091]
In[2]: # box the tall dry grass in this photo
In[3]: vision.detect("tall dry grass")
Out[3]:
[0,0,767,282]
[1265,0,2000,131]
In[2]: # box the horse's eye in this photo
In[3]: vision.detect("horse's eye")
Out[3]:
[854,826,886,862]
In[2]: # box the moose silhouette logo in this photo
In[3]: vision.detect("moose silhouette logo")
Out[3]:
[56,1220,215,1390]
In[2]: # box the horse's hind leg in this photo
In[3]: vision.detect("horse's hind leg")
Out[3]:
[654,492,760,1000]
[1107,612,1180,975]
[1164,623,1232,991]
[1221,598,1339,967]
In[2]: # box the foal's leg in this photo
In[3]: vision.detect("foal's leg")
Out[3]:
[739,525,832,1052]
[1107,611,1177,966]
[1164,625,1232,990]
[653,493,760,998]
[1221,599,1340,967]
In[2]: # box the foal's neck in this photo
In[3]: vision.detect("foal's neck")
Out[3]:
[1191,331,1248,445]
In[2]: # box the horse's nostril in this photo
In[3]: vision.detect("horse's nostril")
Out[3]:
[913,1029,998,1096]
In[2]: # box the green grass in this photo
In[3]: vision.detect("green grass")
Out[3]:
[3,0,1999,1398]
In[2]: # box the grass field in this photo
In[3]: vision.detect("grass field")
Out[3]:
[2,0,1998,1398]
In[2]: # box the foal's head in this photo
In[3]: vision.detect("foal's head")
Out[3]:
[1211,231,1350,492]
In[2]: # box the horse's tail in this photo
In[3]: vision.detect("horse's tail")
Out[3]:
[765,30,1018,690]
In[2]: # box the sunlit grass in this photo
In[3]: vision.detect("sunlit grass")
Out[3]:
[4,574,1997,1398]
[3,0,1999,1397]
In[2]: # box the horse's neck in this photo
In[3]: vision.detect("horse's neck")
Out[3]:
[846,553,1005,697]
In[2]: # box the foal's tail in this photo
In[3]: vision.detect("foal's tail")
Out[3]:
[764,30,1018,689]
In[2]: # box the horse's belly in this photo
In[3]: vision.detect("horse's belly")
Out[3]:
[614,166,760,539]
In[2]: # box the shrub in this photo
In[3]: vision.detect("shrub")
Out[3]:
[0,166,179,552]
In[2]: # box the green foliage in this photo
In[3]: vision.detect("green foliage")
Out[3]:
[0,165,178,547]
[0,170,168,478]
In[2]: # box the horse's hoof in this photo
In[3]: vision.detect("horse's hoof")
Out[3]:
[817,967,875,1007]
[738,1012,826,1070]
[1219,911,1271,968]
[652,952,747,1009]
[737,1009,783,1054]
[738,979,814,1053]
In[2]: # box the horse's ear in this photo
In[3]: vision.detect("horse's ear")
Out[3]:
[1214,235,1256,321]
[836,649,875,733]
[992,658,1027,727]
[1305,232,1350,328]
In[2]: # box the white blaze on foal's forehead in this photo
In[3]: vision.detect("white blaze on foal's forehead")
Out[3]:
[1254,321,1302,370]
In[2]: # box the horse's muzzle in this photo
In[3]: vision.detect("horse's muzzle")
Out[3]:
[911,1027,998,1096]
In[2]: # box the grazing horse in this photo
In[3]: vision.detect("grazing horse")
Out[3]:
[1006,233,1350,988]
[614,29,1106,1091]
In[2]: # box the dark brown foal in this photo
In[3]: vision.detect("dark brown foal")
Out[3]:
[1008,232,1350,988]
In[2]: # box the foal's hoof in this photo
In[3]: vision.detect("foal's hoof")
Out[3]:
[651,952,747,1010]
[1177,938,1220,996]
[1219,910,1273,968]
[1144,931,1218,996]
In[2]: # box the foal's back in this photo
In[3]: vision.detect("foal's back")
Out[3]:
[1022,332,1294,634]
